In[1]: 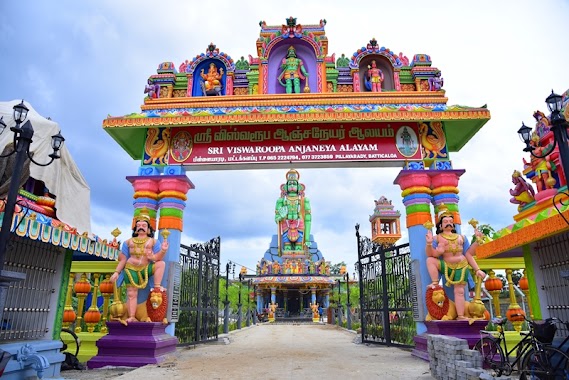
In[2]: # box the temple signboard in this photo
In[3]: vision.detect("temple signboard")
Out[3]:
[167,122,421,167]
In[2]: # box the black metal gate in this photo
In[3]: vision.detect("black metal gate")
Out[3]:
[176,237,220,345]
[356,224,415,347]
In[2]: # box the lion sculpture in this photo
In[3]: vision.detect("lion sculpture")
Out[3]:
[136,288,168,324]
[110,288,168,325]
[425,285,488,322]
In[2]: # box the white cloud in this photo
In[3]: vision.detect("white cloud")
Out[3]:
[25,65,55,105]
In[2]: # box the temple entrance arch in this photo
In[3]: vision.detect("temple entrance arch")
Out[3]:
[101,17,491,353]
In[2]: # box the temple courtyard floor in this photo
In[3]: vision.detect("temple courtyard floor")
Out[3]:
[62,324,434,379]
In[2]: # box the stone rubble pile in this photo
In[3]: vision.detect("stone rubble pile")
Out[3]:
[427,334,513,380]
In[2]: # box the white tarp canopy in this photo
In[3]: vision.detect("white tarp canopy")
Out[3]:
[0,100,91,234]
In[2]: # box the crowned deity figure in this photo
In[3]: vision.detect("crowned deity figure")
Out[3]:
[110,208,168,323]
[200,62,224,93]
[275,169,312,254]
[527,132,556,191]
[428,71,444,91]
[278,46,309,94]
[367,60,384,92]
[510,170,536,210]
[425,205,485,320]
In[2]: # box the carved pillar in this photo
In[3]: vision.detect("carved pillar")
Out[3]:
[394,170,432,334]
[256,289,263,313]
[260,61,268,94]
[323,289,330,308]
[186,74,193,97]
[283,289,288,312]
[226,74,234,96]
[352,70,361,92]
[393,71,402,91]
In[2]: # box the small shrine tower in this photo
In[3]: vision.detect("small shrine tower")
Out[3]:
[370,196,401,247]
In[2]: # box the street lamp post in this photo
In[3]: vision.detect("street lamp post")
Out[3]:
[344,272,352,330]
[223,261,231,334]
[0,100,64,325]
[237,272,243,329]
[252,283,259,324]
[246,279,251,327]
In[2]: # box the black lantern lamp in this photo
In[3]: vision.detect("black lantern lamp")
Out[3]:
[517,122,533,152]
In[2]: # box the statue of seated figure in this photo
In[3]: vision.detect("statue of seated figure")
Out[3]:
[200,62,224,96]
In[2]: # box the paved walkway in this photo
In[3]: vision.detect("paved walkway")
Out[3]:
[62,324,434,380]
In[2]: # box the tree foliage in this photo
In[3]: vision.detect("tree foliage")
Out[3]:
[219,278,255,313]
[330,261,347,275]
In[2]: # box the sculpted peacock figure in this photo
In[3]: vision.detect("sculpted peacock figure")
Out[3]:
[419,122,447,159]
[143,128,170,165]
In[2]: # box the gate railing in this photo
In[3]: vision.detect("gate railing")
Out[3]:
[176,237,220,346]
[356,224,415,347]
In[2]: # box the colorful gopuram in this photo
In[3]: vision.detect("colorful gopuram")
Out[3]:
[253,169,334,321]
[102,17,491,339]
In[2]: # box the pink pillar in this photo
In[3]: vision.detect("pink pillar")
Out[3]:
[186,74,193,97]
[394,71,402,91]
[352,71,360,92]
[226,74,234,96]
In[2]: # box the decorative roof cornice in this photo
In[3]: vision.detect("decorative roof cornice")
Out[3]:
[252,275,336,284]
[103,92,489,128]
[476,206,569,259]
[2,211,120,260]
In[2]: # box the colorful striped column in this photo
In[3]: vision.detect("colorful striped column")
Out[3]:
[394,170,433,334]
[157,177,194,231]
[430,170,465,228]
[130,178,160,231]
[395,171,432,228]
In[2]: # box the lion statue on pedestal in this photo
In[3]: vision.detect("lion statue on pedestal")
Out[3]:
[425,285,488,322]
[110,288,168,325]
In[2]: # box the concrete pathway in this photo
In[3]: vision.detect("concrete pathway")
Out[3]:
[62,324,434,380]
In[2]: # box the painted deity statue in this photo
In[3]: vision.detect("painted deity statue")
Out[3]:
[534,110,551,139]
[278,46,309,94]
[275,169,312,253]
[144,79,160,99]
[110,209,168,323]
[510,170,536,210]
[367,60,384,92]
[200,62,224,92]
[428,71,444,91]
[527,133,556,191]
[425,205,485,321]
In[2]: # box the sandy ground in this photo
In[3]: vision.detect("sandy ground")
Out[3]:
[61,324,434,380]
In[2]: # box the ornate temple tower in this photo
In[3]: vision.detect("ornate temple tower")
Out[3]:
[370,196,402,247]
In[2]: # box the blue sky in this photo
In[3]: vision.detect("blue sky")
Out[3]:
[1,0,569,275]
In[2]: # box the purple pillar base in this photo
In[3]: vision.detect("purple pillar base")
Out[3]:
[87,321,178,369]
[411,320,488,362]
